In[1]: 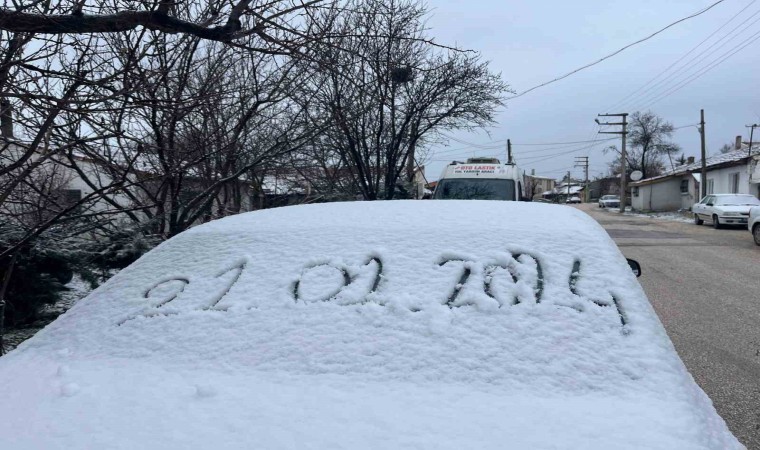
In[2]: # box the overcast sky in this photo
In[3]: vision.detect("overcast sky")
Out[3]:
[421,0,760,181]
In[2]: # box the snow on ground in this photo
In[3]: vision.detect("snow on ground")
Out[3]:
[627,211,694,224]
[0,201,742,449]
[605,206,694,224]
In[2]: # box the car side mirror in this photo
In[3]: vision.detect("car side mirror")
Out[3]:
[626,258,641,277]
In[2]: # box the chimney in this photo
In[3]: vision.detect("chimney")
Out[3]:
[687,156,695,164]
[736,135,742,150]
[531,168,535,176]
[0,100,12,139]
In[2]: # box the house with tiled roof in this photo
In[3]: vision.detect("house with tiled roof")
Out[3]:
[629,137,760,212]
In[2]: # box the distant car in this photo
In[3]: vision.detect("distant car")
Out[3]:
[565,195,581,204]
[598,195,620,209]
[0,202,741,449]
[750,206,760,245]
[692,194,760,229]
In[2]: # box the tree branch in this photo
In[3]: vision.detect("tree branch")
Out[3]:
[0,9,243,41]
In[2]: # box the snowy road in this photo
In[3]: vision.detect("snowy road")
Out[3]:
[580,203,760,449]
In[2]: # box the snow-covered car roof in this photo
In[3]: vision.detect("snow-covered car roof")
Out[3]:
[0,201,741,449]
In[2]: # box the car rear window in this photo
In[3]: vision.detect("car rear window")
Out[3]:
[434,179,515,200]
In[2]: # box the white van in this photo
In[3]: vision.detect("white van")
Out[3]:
[433,158,525,201]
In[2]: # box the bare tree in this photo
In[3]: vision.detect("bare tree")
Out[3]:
[0,0,334,51]
[66,30,324,237]
[297,0,509,200]
[0,27,146,291]
[628,111,680,178]
[604,111,680,179]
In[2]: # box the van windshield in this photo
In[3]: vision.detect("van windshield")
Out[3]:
[434,179,516,200]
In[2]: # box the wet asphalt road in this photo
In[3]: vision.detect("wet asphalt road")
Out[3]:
[578,203,760,449]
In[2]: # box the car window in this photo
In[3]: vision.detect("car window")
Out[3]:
[715,195,760,206]
[434,179,516,201]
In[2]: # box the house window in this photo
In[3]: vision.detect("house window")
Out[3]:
[633,186,639,197]
[729,172,740,193]
[706,179,714,194]
[680,179,688,194]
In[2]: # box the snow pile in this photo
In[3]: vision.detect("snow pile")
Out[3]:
[622,210,694,224]
[0,201,742,449]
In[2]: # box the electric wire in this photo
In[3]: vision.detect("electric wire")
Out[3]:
[431,137,618,159]
[507,0,727,100]
[639,29,760,109]
[630,16,760,110]
[606,0,757,113]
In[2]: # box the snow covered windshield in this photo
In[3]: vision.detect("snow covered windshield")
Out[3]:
[433,178,515,200]
[716,195,760,206]
[0,201,740,449]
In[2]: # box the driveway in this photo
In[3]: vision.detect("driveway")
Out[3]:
[578,203,760,448]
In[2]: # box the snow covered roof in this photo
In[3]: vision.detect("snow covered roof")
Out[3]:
[630,147,760,186]
[0,201,740,449]
[553,184,583,195]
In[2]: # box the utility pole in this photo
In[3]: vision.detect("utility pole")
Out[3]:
[746,124,759,158]
[566,171,571,200]
[596,113,628,213]
[507,139,513,164]
[699,110,707,198]
[574,156,589,202]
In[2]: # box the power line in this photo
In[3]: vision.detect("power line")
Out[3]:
[441,135,506,149]
[517,141,610,164]
[624,5,760,110]
[511,137,618,146]
[439,135,614,149]
[638,27,760,109]
[522,142,616,160]
[606,0,757,112]
[431,138,615,162]
[507,0,727,100]
[431,124,694,164]
[431,136,617,159]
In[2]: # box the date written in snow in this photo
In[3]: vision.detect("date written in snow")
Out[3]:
[120,253,627,327]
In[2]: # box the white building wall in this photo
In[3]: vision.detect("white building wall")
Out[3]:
[705,163,751,195]
[631,185,646,210]
[681,175,700,210]
[632,178,682,212]
[61,159,135,214]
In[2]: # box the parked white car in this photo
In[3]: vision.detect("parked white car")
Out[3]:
[692,194,760,229]
[598,195,620,208]
[750,206,760,246]
[0,201,741,449]
[565,195,581,204]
